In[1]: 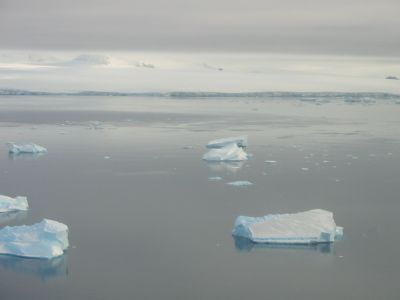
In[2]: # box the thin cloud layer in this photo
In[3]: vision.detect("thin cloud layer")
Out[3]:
[1,0,400,55]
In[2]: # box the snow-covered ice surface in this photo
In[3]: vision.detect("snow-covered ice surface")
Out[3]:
[206,136,248,149]
[203,143,249,161]
[0,195,28,213]
[7,143,47,154]
[0,219,69,259]
[233,209,343,244]
[227,181,254,187]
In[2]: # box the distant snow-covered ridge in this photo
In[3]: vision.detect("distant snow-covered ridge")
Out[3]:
[0,89,399,99]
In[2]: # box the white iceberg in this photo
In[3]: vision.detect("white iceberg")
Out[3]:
[227,181,253,187]
[203,143,249,161]
[208,176,223,181]
[0,219,69,259]
[232,209,343,244]
[7,143,47,154]
[264,160,277,164]
[206,136,248,149]
[0,195,28,213]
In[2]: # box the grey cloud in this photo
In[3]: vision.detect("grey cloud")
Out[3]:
[0,0,400,55]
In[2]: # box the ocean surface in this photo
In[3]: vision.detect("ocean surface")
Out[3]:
[0,95,400,299]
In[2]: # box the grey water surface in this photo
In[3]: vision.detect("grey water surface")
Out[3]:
[1,96,400,299]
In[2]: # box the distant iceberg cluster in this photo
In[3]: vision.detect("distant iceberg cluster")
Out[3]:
[1,143,69,260]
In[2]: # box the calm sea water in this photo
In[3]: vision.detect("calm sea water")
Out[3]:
[1,96,400,299]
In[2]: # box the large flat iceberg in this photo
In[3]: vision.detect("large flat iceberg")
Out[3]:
[206,136,248,149]
[0,219,69,259]
[0,195,28,213]
[7,143,47,154]
[203,143,249,161]
[232,209,343,244]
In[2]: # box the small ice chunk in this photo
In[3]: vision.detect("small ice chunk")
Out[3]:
[208,176,222,181]
[264,160,277,164]
[232,209,343,244]
[7,143,47,154]
[203,143,249,161]
[104,156,111,159]
[0,219,69,259]
[0,195,28,213]
[88,120,104,129]
[206,136,248,149]
[227,181,253,187]
[301,167,309,171]
[182,146,194,150]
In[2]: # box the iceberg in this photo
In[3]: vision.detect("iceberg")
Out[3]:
[206,136,248,149]
[0,219,69,259]
[0,195,28,213]
[232,209,343,244]
[208,176,223,181]
[227,181,253,187]
[7,143,47,154]
[203,143,249,161]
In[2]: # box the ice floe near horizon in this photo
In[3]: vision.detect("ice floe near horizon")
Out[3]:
[7,143,47,154]
[203,143,250,162]
[206,136,248,149]
[232,209,343,244]
[227,181,253,187]
[0,195,28,213]
[208,176,223,181]
[0,219,69,259]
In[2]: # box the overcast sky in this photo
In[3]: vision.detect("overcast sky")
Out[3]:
[1,0,400,56]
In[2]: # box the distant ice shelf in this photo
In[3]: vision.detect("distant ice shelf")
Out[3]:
[232,209,343,244]
[0,219,69,259]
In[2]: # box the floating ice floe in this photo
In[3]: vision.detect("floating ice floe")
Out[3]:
[227,181,253,187]
[264,160,277,164]
[232,209,343,244]
[208,176,223,181]
[0,219,69,259]
[206,136,248,149]
[0,195,28,213]
[203,143,249,161]
[7,143,47,154]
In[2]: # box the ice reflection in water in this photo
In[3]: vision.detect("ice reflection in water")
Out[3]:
[233,236,333,254]
[0,254,68,281]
